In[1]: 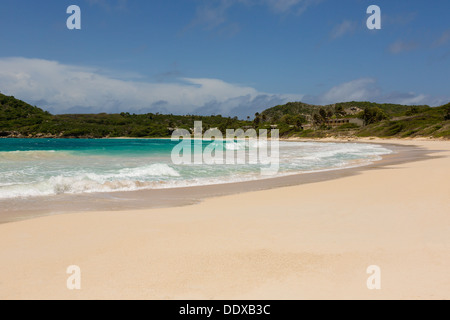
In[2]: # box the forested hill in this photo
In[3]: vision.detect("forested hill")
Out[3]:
[261,101,431,122]
[0,93,249,138]
[1,93,449,139]
[0,93,50,120]
[259,101,449,138]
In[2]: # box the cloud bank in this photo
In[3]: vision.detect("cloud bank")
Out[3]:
[306,78,447,107]
[0,58,445,120]
[0,57,302,118]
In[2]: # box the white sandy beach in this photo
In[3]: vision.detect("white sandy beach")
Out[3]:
[0,138,449,300]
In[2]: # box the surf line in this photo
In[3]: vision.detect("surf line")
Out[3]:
[170,121,280,176]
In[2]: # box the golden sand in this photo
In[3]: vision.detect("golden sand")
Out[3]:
[0,139,448,300]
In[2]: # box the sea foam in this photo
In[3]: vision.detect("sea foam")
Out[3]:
[0,140,393,199]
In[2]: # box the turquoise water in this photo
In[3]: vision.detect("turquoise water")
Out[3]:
[0,138,392,199]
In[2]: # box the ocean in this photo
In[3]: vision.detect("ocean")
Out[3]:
[0,138,392,200]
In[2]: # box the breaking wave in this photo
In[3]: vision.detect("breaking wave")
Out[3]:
[0,140,393,199]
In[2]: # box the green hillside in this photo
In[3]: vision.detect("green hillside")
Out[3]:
[357,103,450,138]
[258,101,449,138]
[1,93,449,139]
[0,94,52,136]
[262,101,431,122]
[0,93,249,138]
[333,102,430,116]
[262,102,327,122]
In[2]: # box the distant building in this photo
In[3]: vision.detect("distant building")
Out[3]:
[349,118,364,127]
[324,118,364,127]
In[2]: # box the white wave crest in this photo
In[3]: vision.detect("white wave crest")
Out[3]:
[0,163,180,199]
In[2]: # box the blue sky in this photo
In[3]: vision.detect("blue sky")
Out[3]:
[0,0,449,117]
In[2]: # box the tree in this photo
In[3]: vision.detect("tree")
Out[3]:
[280,114,294,125]
[319,108,328,122]
[359,107,389,125]
[254,113,261,126]
[272,113,280,123]
[406,106,419,116]
[327,110,333,119]
[293,115,306,129]
[279,114,305,130]
[445,106,450,121]
[335,105,346,117]
[313,114,323,127]
[261,114,267,123]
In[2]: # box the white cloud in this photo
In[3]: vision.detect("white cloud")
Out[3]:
[0,57,303,118]
[265,0,320,14]
[388,40,419,54]
[308,78,445,106]
[317,78,380,104]
[382,92,427,105]
[434,30,450,47]
[189,1,231,30]
[330,20,356,40]
[188,0,321,32]
[0,58,445,122]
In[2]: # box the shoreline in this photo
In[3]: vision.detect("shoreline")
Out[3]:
[0,139,433,224]
[0,138,448,299]
[1,136,448,140]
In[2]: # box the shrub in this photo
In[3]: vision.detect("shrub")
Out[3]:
[445,106,450,121]
[359,107,389,125]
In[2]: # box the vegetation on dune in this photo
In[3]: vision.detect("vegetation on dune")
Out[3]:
[334,101,430,117]
[0,92,449,139]
[445,104,450,121]
[262,102,329,123]
[261,101,430,123]
[257,101,449,139]
[356,104,450,138]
